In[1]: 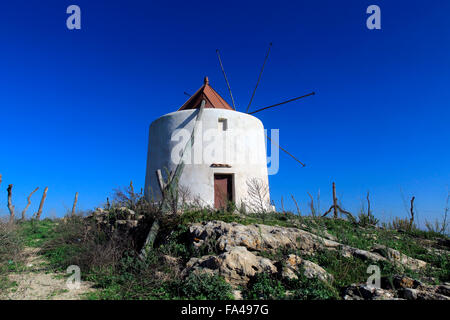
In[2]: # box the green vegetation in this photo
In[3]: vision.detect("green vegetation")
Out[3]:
[177,273,234,300]
[245,273,286,299]
[245,271,339,300]
[17,218,57,247]
[178,208,300,228]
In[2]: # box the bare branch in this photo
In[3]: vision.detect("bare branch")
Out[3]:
[307,192,316,217]
[441,191,449,234]
[332,182,338,218]
[409,196,415,229]
[35,187,48,220]
[291,195,301,216]
[366,191,371,218]
[71,192,79,216]
[7,184,15,223]
[21,187,39,220]
[246,178,270,213]
[322,182,354,221]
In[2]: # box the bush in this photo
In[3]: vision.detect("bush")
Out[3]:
[245,273,286,300]
[244,271,338,300]
[86,251,233,300]
[285,272,339,300]
[41,215,133,273]
[177,273,234,300]
[357,211,379,227]
[0,219,24,292]
[425,219,449,236]
[387,217,417,232]
[85,252,177,300]
[0,220,23,265]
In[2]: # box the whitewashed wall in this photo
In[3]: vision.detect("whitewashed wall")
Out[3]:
[144,109,270,210]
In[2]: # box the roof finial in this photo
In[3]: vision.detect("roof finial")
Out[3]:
[204,76,209,85]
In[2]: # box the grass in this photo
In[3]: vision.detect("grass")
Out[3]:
[316,217,450,283]
[18,219,57,247]
[244,270,339,300]
[178,209,302,228]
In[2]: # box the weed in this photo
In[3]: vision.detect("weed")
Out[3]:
[245,273,286,300]
[176,273,234,300]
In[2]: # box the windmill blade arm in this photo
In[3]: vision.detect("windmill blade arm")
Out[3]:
[266,135,306,167]
[248,92,315,115]
[216,49,237,110]
[246,42,272,113]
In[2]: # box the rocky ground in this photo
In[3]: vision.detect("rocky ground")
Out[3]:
[0,248,94,300]
[86,206,450,300]
[177,220,449,300]
[3,207,447,300]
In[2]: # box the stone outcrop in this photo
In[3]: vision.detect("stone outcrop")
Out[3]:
[85,207,144,232]
[281,254,333,282]
[343,275,450,300]
[182,246,277,286]
[189,221,427,271]
[83,212,440,299]
[371,245,427,271]
[342,285,397,300]
[190,220,339,253]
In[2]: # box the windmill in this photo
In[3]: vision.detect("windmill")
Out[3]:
[141,44,315,256]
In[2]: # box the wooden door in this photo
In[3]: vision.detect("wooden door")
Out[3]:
[214,174,233,209]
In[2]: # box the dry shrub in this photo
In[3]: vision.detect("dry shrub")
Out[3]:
[425,219,449,236]
[357,211,379,227]
[0,219,23,266]
[425,193,449,235]
[41,216,134,272]
[0,219,24,292]
[388,217,417,232]
[246,178,270,213]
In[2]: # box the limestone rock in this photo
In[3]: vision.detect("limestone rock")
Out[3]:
[189,220,337,254]
[182,246,277,286]
[281,254,333,282]
[189,221,397,265]
[437,285,450,297]
[188,220,431,274]
[393,275,421,289]
[401,288,418,300]
[344,276,450,300]
[342,284,396,300]
[232,290,243,300]
[398,285,450,300]
[126,220,138,228]
[371,245,427,270]
[340,245,388,262]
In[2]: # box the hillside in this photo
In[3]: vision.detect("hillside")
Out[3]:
[1,196,449,300]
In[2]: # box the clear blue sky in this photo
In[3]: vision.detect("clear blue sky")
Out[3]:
[1,0,449,225]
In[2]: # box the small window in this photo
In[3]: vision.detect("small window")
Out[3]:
[218,118,228,131]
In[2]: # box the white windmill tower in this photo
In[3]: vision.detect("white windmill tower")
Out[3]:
[144,44,314,212]
[144,76,270,210]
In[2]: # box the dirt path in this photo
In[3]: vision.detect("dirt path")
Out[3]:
[0,247,95,300]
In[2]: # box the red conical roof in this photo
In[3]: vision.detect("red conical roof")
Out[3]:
[178,77,234,111]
